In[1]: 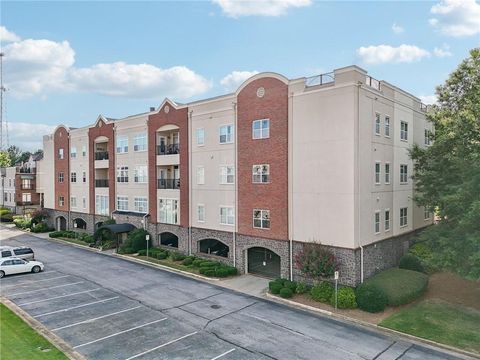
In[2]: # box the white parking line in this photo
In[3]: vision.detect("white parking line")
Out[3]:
[0,275,70,288]
[35,296,120,318]
[73,318,168,349]
[52,305,143,331]
[8,281,84,296]
[211,349,236,360]
[18,288,102,306]
[125,332,198,360]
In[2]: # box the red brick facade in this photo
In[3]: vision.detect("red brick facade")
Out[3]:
[54,126,70,211]
[88,119,116,215]
[147,102,189,226]
[15,173,40,206]
[237,77,289,240]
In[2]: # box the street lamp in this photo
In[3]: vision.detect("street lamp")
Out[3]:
[146,234,150,258]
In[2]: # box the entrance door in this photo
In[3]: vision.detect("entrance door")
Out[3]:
[56,217,67,231]
[247,247,281,278]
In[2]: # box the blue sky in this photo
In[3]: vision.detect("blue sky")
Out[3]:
[1,0,479,150]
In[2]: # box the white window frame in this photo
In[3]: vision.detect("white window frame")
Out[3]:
[385,209,390,232]
[220,165,235,184]
[385,162,390,184]
[197,204,205,223]
[375,161,381,184]
[82,145,87,157]
[424,129,432,146]
[253,209,270,229]
[374,210,381,234]
[117,196,129,211]
[133,133,147,152]
[400,121,408,141]
[117,166,129,183]
[220,206,234,226]
[58,172,64,183]
[82,196,86,209]
[400,164,408,184]
[375,113,381,135]
[95,195,108,215]
[252,119,270,139]
[116,136,129,153]
[58,148,64,159]
[70,196,77,208]
[70,147,77,159]
[134,165,148,183]
[59,196,65,207]
[196,128,205,146]
[83,171,86,183]
[252,164,270,183]
[400,207,408,227]
[134,197,148,213]
[384,115,390,137]
[197,166,205,185]
[424,207,431,220]
[22,193,32,203]
[70,172,77,183]
[158,198,177,224]
[219,124,234,144]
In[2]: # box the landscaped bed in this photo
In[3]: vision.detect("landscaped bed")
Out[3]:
[0,304,67,360]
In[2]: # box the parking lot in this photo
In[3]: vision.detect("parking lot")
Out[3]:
[0,227,468,360]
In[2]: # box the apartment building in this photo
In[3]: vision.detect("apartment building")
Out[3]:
[37,65,433,285]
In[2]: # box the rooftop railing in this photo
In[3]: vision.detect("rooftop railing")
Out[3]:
[365,76,381,91]
[305,72,335,87]
[420,103,429,112]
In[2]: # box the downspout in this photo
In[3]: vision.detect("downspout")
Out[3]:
[233,101,237,268]
[356,81,364,283]
[188,110,193,256]
[289,91,294,280]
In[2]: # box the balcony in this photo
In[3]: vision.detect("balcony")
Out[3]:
[365,75,381,91]
[18,167,35,174]
[305,72,335,87]
[95,151,109,160]
[157,143,180,156]
[157,178,180,190]
[95,179,109,188]
[21,184,33,190]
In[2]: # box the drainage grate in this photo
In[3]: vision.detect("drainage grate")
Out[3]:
[210,304,221,309]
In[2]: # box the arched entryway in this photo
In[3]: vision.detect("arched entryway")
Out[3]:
[199,239,229,258]
[247,247,281,278]
[73,218,87,230]
[159,232,178,248]
[56,216,67,231]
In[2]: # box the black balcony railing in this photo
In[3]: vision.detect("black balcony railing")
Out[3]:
[156,143,180,155]
[95,151,109,160]
[157,178,180,189]
[19,201,33,206]
[95,179,109,187]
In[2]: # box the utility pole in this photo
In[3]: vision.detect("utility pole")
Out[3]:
[0,52,4,150]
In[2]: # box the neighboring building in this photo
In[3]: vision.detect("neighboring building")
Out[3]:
[36,66,433,285]
[1,153,43,214]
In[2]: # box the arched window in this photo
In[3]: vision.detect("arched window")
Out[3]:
[199,239,229,258]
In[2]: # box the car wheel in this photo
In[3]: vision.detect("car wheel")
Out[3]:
[31,266,41,273]
[0,271,4,278]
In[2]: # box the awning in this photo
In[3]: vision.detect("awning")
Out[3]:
[94,223,136,241]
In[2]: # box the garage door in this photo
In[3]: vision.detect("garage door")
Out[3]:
[247,247,280,278]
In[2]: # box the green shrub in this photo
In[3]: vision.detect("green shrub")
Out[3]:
[226,266,238,276]
[367,268,429,306]
[199,268,215,277]
[170,252,186,261]
[356,283,388,313]
[282,280,297,292]
[269,281,283,295]
[157,252,168,260]
[120,228,150,253]
[199,261,220,268]
[331,287,357,309]
[118,247,134,254]
[13,217,31,229]
[399,254,425,273]
[138,249,147,256]
[0,213,13,223]
[31,222,52,233]
[80,234,95,244]
[279,287,294,299]
[310,282,334,303]
[0,209,11,216]
[215,268,229,277]
[295,282,308,294]
[49,231,62,238]
[295,242,338,278]
[192,259,204,267]
[182,256,195,266]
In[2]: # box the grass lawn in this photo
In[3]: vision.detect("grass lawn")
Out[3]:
[380,299,480,353]
[0,304,67,360]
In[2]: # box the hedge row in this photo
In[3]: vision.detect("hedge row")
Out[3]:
[269,279,309,299]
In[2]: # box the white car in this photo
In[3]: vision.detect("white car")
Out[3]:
[0,257,44,278]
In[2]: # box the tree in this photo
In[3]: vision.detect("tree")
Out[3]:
[0,151,11,167]
[18,151,31,163]
[410,48,480,280]
[7,145,21,165]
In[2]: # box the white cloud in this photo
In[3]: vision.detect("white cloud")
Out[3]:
[220,70,259,91]
[433,44,453,57]
[69,62,212,99]
[357,44,430,65]
[2,121,56,151]
[0,26,21,43]
[429,0,480,37]
[212,0,311,17]
[392,23,405,34]
[418,95,438,105]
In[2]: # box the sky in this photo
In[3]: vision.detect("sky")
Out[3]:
[1,0,479,151]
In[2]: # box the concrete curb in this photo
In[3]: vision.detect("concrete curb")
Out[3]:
[265,293,479,360]
[1,297,86,360]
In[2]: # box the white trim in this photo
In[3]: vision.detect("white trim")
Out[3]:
[374,210,381,234]
[384,114,391,138]
[374,161,381,185]
[219,124,234,144]
[374,112,381,136]
[197,203,205,223]
[196,127,205,146]
[384,208,390,232]
[384,162,391,185]
[219,206,235,226]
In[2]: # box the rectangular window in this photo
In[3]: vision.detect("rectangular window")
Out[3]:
[83,171,86,183]
[59,196,65,207]
[70,196,77,208]
[375,113,381,135]
[385,163,390,184]
[70,172,76,183]
[400,121,408,141]
[70,147,77,158]
[220,207,234,225]
[400,207,408,227]
[82,145,87,157]
[21,179,31,189]
[400,164,408,184]
[385,209,390,231]
[133,133,147,151]
[82,197,86,209]
[158,198,177,224]
[220,166,235,184]
[252,164,270,183]
[385,116,390,137]
[196,128,205,146]
[374,211,380,234]
[58,148,64,159]
[253,209,270,229]
[197,166,205,185]
[197,204,205,223]
[219,125,234,144]
[117,196,128,211]
[58,172,64,183]
[424,207,430,220]
[134,166,148,183]
[375,162,381,184]
[22,193,31,202]
[95,195,108,215]
[117,166,129,183]
[134,197,148,213]
[116,136,129,153]
[424,129,432,146]
[252,119,270,139]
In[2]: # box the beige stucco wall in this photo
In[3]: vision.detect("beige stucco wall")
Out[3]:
[69,127,90,213]
[2,167,16,207]
[38,135,55,210]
